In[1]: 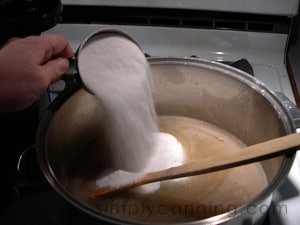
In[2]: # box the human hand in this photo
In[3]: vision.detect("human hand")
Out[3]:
[0,34,74,112]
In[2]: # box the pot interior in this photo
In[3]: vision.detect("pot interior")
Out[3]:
[40,58,294,224]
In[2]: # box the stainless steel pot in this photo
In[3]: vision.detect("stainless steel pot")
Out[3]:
[36,57,300,225]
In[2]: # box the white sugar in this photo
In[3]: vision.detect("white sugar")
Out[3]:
[96,170,144,188]
[133,132,184,193]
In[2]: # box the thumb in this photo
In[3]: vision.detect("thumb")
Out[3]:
[41,57,69,83]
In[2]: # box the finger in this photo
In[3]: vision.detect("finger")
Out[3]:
[38,34,74,62]
[41,57,70,83]
[4,37,21,44]
[58,45,74,58]
[0,37,20,49]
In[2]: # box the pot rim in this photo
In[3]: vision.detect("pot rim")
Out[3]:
[36,56,296,225]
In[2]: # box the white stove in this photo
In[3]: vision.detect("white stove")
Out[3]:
[45,1,300,224]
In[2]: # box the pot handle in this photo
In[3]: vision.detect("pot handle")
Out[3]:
[61,57,78,81]
[59,57,81,89]
[17,145,36,175]
[16,145,49,193]
[275,92,300,129]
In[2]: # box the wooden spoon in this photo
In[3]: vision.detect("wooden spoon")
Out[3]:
[87,132,300,198]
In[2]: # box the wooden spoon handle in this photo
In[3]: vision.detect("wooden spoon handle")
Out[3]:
[88,132,300,198]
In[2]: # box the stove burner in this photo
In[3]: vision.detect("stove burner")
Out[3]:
[227,58,254,76]
[190,56,254,76]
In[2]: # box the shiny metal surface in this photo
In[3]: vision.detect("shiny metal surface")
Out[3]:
[36,57,297,225]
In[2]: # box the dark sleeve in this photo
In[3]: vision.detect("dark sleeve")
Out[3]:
[0,0,63,43]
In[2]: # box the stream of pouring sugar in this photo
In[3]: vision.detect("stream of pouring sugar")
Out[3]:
[77,32,184,193]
